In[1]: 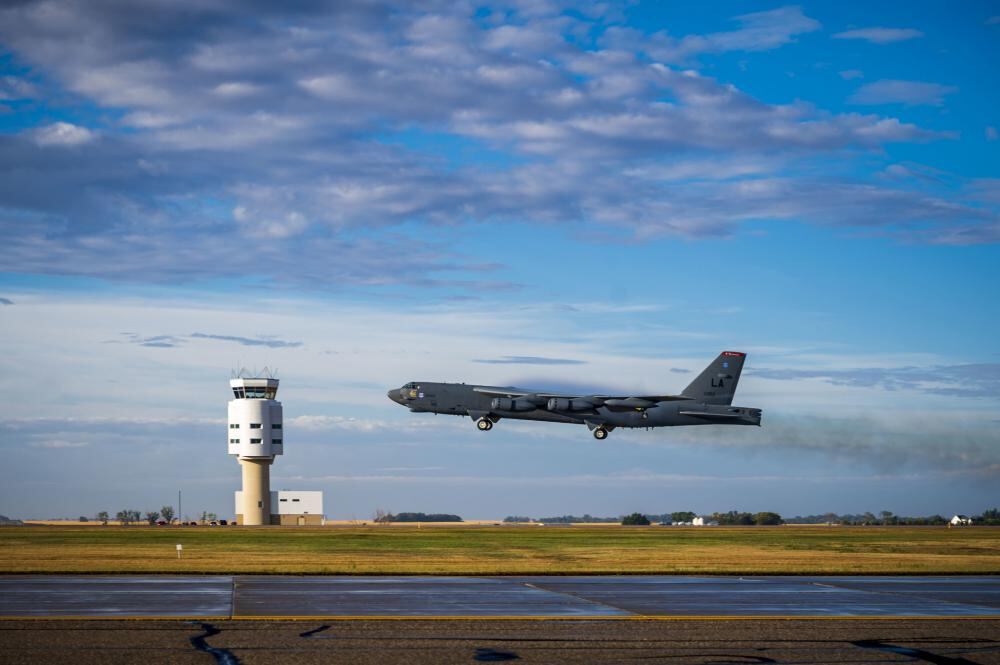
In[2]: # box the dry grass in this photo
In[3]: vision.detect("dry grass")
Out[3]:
[1,525,998,575]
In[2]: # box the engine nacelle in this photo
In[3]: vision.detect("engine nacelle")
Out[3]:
[491,397,535,412]
[546,397,594,412]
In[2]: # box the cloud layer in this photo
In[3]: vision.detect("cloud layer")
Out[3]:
[0,1,995,291]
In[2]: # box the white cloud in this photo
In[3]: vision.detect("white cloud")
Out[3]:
[212,81,262,98]
[29,440,89,449]
[639,6,821,62]
[33,122,95,147]
[839,69,863,80]
[833,27,924,44]
[121,111,180,128]
[0,75,37,100]
[987,126,998,142]
[0,0,988,293]
[850,79,958,107]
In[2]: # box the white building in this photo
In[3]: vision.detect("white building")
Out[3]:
[950,515,973,526]
[691,517,719,526]
[235,490,325,526]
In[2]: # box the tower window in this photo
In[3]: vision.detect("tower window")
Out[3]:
[250,438,262,444]
[272,423,282,429]
[229,438,239,444]
[229,423,239,429]
[292,498,300,502]
[272,438,282,444]
[250,423,262,429]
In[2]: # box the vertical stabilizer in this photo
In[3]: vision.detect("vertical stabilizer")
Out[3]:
[682,351,746,405]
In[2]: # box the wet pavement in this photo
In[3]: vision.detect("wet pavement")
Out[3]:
[1,575,998,618]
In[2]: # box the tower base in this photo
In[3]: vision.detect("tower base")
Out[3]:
[238,458,272,525]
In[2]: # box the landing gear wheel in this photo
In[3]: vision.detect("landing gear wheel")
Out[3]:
[593,427,608,440]
[477,418,492,431]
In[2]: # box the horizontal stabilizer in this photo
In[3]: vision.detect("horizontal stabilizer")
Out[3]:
[678,410,745,419]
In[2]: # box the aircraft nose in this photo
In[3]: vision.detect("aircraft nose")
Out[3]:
[387,389,403,404]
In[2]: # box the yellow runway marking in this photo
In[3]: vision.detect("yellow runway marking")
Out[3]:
[1,615,997,622]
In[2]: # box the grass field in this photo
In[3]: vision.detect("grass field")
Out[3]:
[1,525,998,575]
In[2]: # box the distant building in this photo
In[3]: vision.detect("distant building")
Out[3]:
[235,490,324,525]
[950,515,973,526]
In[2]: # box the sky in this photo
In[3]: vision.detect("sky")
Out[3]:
[0,1,998,521]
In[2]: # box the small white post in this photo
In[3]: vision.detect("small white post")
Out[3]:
[176,544,183,559]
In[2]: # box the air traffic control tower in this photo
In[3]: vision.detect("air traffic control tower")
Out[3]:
[228,376,282,525]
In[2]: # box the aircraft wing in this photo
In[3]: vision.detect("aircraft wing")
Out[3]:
[473,387,694,408]
[473,387,570,399]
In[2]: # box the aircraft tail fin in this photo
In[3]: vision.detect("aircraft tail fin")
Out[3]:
[681,351,746,405]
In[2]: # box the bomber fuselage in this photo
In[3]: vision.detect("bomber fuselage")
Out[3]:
[387,381,761,429]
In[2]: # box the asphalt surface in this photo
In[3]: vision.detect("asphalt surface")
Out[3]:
[2,575,999,618]
[2,618,999,664]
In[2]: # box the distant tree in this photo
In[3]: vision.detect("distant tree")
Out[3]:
[977,508,1000,526]
[671,511,696,523]
[712,511,754,525]
[753,512,783,526]
[78,516,89,522]
[145,511,160,526]
[160,506,175,524]
[390,512,462,522]
[116,510,130,526]
[373,508,392,523]
[621,513,650,526]
[879,510,897,526]
[537,514,619,524]
[201,511,208,524]
[97,511,109,525]
[207,513,217,523]
[503,516,532,523]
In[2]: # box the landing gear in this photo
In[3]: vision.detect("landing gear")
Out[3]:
[476,417,493,431]
[593,427,608,440]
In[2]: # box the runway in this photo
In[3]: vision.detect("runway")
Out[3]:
[2,575,999,618]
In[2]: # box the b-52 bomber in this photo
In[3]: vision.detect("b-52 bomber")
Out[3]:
[388,351,761,439]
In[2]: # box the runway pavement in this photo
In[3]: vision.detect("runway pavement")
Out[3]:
[2,575,999,618]
[2,618,999,664]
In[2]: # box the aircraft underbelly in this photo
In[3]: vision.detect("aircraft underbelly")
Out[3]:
[493,410,583,424]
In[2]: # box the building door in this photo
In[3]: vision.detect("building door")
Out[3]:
[297,516,305,526]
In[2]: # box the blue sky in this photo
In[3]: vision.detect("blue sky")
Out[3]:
[0,1,998,520]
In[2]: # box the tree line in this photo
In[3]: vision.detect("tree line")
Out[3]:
[505,508,1000,526]
[504,511,782,525]
[785,508,1000,526]
[84,506,220,525]
[373,512,463,523]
